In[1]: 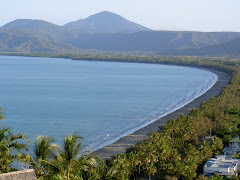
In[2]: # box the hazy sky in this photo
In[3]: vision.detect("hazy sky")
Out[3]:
[0,0,239,32]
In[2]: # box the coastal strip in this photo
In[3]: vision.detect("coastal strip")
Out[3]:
[93,69,230,159]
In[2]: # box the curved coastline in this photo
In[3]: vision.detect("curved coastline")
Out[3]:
[90,68,217,152]
[93,68,230,159]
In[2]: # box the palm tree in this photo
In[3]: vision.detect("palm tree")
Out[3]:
[127,151,140,180]
[84,155,108,180]
[0,127,29,173]
[106,153,131,180]
[183,144,199,179]
[139,141,157,180]
[25,136,59,178]
[199,141,213,162]
[46,133,97,179]
[210,136,223,155]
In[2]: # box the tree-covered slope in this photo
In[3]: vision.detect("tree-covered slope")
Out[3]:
[67,31,240,53]
[0,30,80,53]
[172,37,240,56]
[1,19,77,42]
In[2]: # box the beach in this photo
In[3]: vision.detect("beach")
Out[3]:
[93,68,230,159]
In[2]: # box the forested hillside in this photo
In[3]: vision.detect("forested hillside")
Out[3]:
[0,30,80,53]
[172,37,240,56]
[0,11,240,55]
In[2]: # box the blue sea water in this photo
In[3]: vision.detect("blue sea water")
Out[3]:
[0,56,217,152]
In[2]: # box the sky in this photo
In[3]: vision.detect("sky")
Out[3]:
[0,0,239,32]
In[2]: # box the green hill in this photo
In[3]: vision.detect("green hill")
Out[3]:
[1,19,77,42]
[171,37,240,56]
[67,31,240,53]
[0,30,79,53]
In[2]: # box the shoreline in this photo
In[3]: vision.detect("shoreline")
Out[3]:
[93,68,230,159]
[0,54,231,159]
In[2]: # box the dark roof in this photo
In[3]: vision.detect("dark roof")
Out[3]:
[0,170,37,180]
[222,146,240,154]
[229,137,240,143]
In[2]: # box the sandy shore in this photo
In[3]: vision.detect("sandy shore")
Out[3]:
[93,68,230,159]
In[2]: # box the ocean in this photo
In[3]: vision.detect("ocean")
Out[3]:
[0,56,217,152]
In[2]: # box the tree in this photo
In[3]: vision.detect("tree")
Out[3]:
[199,141,213,162]
[45,133,97,179]
[210,137,223,155]
[85,155,109,180]
[138,141,158,180]
[183,144,199,179]
[25,136,59,178]
[0,127,29,173]
[107,153,131,180]
[127,151,140,180]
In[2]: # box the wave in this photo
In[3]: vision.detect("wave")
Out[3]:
[87,70,218,152]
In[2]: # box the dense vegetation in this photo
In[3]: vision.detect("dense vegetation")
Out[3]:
[173,38,240,56]
[1,55,240,179]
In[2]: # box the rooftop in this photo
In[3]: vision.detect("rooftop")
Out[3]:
[222,146,240,153]
[0,170,37,180]
[229,137,240,143]
[204,155,239,169]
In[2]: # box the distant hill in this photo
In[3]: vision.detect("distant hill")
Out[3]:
[0,12,240,55]
[1,19,77,42]
[64,11,151,33]
[171,37,240,56]
[66,31,240,53]
[0,30,79,53]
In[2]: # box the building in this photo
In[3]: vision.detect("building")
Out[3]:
[222,137,240,155]
[0,170,37,180]
[203,155,240,177]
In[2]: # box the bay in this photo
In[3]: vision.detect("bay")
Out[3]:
[0,56,217,151]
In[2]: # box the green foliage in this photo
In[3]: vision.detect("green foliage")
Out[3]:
[25,136,59,178]
[24,134,99,180]
[0,127,28,173]
[177,37,240,56]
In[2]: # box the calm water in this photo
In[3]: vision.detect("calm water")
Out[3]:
[0,56,217,151]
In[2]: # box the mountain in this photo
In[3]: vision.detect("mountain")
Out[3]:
[0,12,240,55]
[66,31,240,53]
[171,37,240,56]
[64,11,151,33]
[0,30,79,53]
[1,19,77,42]
[0,19,80,53]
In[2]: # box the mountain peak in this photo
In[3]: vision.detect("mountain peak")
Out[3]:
[86,11,126,23]
[92,11,118,16]
[64,11,151,33]
[88,11,121,18]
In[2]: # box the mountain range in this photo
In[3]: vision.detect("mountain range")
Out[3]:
[0,11,239,56]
